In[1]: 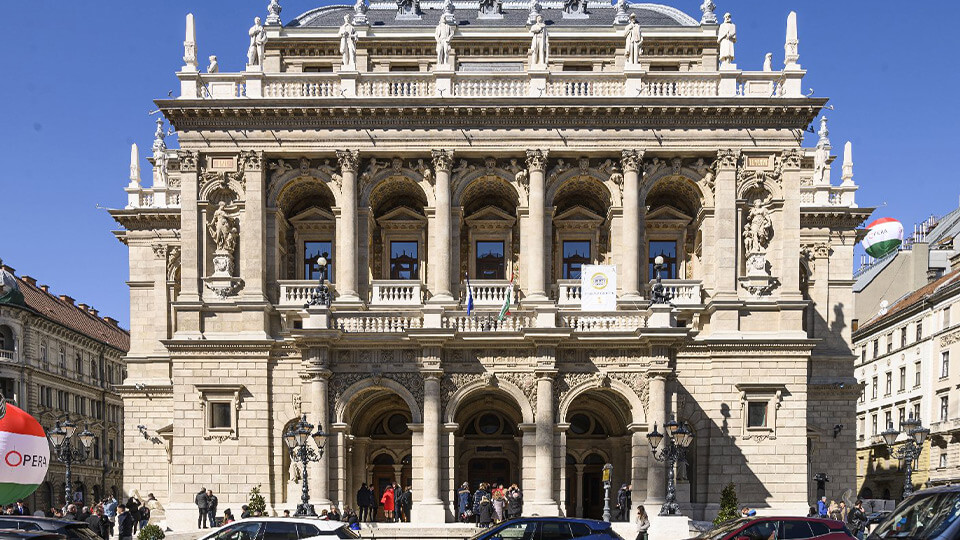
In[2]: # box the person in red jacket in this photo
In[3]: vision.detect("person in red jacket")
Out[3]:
[380,483,395,522]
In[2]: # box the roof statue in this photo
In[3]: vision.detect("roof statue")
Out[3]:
[785,11,800,69]
[353,0,369,25]
[442,0,457,23]
[183,13,197,71]
[762,52,772,72]
[435,16,455,67]
[812,116,831,185]
[614,0,630,24]
[397,0,422,19]
[0,266,24,307]
[207,55,219,73]
[529,15,548,67]
[247,17,267,68]
[700,0,716,25]
[624,13,642,66]
[478,0,503,19]
[563,0,587,18]
[718,12,736,67]
[152,118,169,188]
[526,0,542,25]
[266,0,283,26]
[339,14,358,69]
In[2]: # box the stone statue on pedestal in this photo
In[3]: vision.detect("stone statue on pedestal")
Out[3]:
[435,18,455,67]
[152,118,169,187]
[529,16,549,67]
[700,0,717,25]
[339,15,358,68]
[624,13,641,65]
[247,17,267,67]
[718,13,736,66]
[743,197,773,256]
[762,53,772,72]
[207,55,219,73]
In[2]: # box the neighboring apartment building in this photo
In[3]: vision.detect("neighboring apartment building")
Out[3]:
[110,2,868,528]
[0,262,128,512]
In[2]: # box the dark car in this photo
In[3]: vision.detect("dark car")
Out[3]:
[868,484,960,539]
[199,518,359,540]
[0,531,66,540]
[0,518,99,540]
[865,511,891,526]
[468,517,624,540]
[693,517,854,539]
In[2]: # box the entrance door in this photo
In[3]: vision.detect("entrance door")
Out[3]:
[468,458,511,491]
[582,470,603,519]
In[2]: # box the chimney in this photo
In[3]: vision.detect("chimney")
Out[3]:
[59,295,75,305]
[39,284,50,293]
[103,317,119,327]
[19,275,37,286]
[88,307,99,317]
[78,303,90,311]
[0,263,14,275]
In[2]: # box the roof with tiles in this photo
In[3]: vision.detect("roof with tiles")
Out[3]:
[857,268,960,334]
[0,266,129,352]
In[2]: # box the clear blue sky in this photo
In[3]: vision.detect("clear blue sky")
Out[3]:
[2,1,958,327]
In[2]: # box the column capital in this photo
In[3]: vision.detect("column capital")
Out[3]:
[421,369,444,381]
[535,368,558,380]
[715,148,740,170]
[525,149,549,171]
[431,149,455,172]
[780,148,804,170]
[336,149,360,172]
[176,150,199,173]
[621,149,644,173]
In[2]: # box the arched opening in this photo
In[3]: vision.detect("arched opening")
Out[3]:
[642,176,704,283]
[550,177,612,287]
[368,176,428,287]
[345,387,413,521]
[564,389,632,520]
[458,177,519,289]
[0,324,14,354]
[453,389,523,492]
[273,178,337,282]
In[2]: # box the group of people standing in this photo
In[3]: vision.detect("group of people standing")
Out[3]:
[24,493,154,540]
[457,483,523,527]
[194,488,221,528]
[354,483,413,523]
[811,496,868,539]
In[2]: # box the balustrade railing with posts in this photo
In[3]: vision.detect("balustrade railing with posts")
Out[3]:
[562,313,647,332]
[370,281,423,307]
[443,313,532,332]
[465,280,516,307]
[278,281,338,308]
[334,314,423,333]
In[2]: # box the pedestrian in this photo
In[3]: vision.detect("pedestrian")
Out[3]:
[616,484,630,521]
[328,505,341,521]
[222,509,235,524]
[457,482,472,523]
[846,499,867,540]
[380,483,395,522]
[13,501,28,516]
[807,506,818,517]
[392,483,402,522]
[839,501,848,523]
[87,507,109,540]
[817,496,828,518]
[116,505,134,540]
[506,485,522,520]
[828,499,839,520]
[478,496,494,528]
[740,506,756,518]
[356,484,368,522]
[473,483,489,526]
[635,505,650,540]
[64,504,78,521]
[365,485,376,522]
[139,504,151,530]
[103,497,117,538]
[241,505,251,519]
[125,495,141,533]
[78,506,91,522]
[195,487,210,528]
[399,486,413,523]
[206,490,218,528]
[492,490,505,523]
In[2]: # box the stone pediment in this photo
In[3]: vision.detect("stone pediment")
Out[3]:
[645,205,692,228]
[376,205,427,230]
[553,205,604,229]
[464,205,516,229]
[290,206,336,224]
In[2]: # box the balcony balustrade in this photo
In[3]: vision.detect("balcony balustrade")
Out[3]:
[562,313,647,332]
[643,280,703,306]
[443,312,532,333]
[370,280,424,307]
[556,280,582,307]
[0,350,15,362]
[465,280,516,307]
[334,313,423,333]
[278,280,337,308]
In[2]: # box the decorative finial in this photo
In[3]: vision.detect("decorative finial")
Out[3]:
[700,0,717,25]
[129,143,141,187]
[785,11,799,69]
[614,0,630,24]
[818,116,829,145]
[527,0,542,25]
[353,0,369,24]
[841,141,854,185]
[442,0,456,24]
[266,0,282,26]
[183,13,197,70]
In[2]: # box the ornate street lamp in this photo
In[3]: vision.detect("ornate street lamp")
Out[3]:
[601,463,614,522]
[46,417,95,505]
[647,420,694,516]
[881,415,929,499]
[284,414,328,516]
[650,255,672,305]
[305,254,331,308]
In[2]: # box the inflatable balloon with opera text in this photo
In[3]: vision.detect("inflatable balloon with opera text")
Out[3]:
[862,218,904,259]
[0,398,49,506]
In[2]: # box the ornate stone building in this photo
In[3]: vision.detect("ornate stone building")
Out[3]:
[111,1,869,527]
[0,262,127,512]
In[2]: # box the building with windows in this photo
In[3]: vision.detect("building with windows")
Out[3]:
[0,262,128,511]
[854,214,960,499]
[110,1,868,528]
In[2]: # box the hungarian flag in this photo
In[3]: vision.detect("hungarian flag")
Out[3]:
[863,218,903,259]
[498,274,515,322]
[465,273,474,315]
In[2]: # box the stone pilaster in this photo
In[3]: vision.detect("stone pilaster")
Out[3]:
[620,150,643,301]
[416,362,445,522]
[524,149,549,302]
[305,348,332,506]
[713,149,739,299]
[178,151,201,303]
[530,361,559,515]
[239,151,267,302]
[780,149,803,301]
[645,374,667,506]
[429,150,454,303]
[335,150,361,304]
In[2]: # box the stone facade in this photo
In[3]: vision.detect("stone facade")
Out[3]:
[0,263,128,512]
[111,2,869,528]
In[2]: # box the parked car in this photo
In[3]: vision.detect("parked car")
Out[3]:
[865,511,891,526]
[692,517,854,539]
[0,531,65,540]
[199,517,359,540]
[0,518,99,540]
[468,517,624,540]
[868,484,960,539]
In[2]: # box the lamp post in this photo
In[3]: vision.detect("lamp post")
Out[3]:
[46,417,95,506]
[601,463,614,522]
[305,254,331,308]
[647,420,694,516]
[880,415,929,499]
[284,414,328,516]
[650,255,672,305]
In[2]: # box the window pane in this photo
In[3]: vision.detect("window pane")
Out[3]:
[263,522,298,540]
[562,241,590,280]
[648,241,677,280]
[539,522,574,540]
[296,524,320,539]
[779,520,813,540]
[304,241,332,281]
[747,402,767,428]
[211,402,232,429]
[476,241,505,280]
[390,241,419,280]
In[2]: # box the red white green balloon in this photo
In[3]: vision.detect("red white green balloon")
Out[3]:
[0,403,49,505]
[863,218,903,258]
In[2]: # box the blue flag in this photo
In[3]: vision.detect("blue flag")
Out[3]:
[465,273,474,315]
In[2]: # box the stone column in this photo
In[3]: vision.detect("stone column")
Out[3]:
[306,348,332,506]
[532,369,559,514]
[336,150,361,304]
[239,152,266,302]
[713,150,739,299]
[416,368,446,522]
[645,374,667,506]
[525,150,549,302]
[575,464,585,518]
[780,150,804,300]
[629,426,647,503]
[620,150,644,300]
[429,150,454,302]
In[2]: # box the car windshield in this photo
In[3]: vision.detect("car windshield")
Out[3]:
[63,525,101,540]
[468,520,536,540]
[698,519,751,540]
[869,491,960,539]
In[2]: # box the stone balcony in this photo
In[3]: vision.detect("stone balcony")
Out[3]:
[184,69,799,101]
[0,349,15,363]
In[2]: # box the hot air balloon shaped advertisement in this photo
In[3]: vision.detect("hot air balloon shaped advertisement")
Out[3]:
[862,218,904,259]
[0,398,49,505]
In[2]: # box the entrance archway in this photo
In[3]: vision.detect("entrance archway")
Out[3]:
[453,390,524,493]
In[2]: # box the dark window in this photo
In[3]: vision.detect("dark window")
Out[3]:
[539,522,574,540]
[476,241,505,280]
[478,413,502,435]
[210,402,232,429]
[808,522,830,536]
[569,414,591,435]
[649,64,681,72]
[562,241,590,280]
[747,402,767,428]
[567,522,592,538]
[901,327,908,346]
[263,521,299,540]
[296,524,320,539]
[739,521,778,540]
[387,414,409,435]
[648,240,677,280]
[304,241,332,281]
[303,65,333,73]
[389,241,419,280]
[561,64,592,72]
[779,520,814,539]
[389,65,419,72]
[917,321,923,341]
[215,522,262,540]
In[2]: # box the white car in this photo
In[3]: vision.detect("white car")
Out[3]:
[200,517,359,540]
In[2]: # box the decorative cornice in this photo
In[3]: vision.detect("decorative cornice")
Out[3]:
[108,209,181,231]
